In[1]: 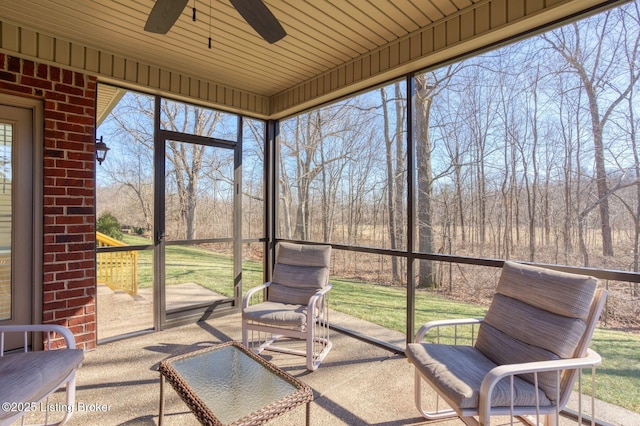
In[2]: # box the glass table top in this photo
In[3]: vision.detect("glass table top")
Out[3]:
[160,341,312,425]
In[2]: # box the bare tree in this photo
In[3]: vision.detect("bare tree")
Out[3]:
[380,84,405,282]
[543,7,640,256]
[161,102,223,240]
[101,95,228,240]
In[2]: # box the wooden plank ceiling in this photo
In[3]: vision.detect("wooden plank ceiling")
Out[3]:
[0,0,626,117]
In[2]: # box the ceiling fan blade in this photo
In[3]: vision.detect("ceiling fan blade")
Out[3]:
[230,0,287,44]
[144,0,189,34]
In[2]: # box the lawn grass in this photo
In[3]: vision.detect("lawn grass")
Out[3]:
[112,238,640,413]
[120,235,264,297]
[588,328,640,412]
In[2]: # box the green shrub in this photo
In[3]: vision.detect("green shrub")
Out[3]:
[97,212,123,240]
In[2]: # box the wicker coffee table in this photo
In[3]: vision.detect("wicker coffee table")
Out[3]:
[158,341,313,425]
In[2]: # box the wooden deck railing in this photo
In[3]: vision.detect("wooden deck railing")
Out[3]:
[96,232,138,295]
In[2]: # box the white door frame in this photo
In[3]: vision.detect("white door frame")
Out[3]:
[0,94,43,328]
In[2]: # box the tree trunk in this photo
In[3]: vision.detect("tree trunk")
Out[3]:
[415,75,435,288]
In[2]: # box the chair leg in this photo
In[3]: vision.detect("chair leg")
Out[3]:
[306,318,332,371]
[543,413,558,426]
[241,320,248,347]
[58,373,77,425]
[413,368,459,421]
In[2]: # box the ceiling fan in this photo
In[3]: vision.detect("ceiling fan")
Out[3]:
[144,0,286,44]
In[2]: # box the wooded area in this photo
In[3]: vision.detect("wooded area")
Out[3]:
[278,3,640,278]
[97,2,640,329]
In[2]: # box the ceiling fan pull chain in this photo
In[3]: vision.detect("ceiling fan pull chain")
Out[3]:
[208,0,212,49]
[193,0,197,21]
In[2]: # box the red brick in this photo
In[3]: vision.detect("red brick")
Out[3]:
[75,332,96,344]
[44,300,67,311]
[56,271,86,282]
[58,102,85,115]
[74,72,85,87]
[68,315,93,326]
[68,151,94,162]
[22,60,34,76]
[0,70,16,82]
[54,306,85,318]
[57,289,86,300]
[45,110,66,122]
[43,206,64,215]
[0,81,32,94]
[46,90,65,101]
[67,277,95,288]
[42,262,67,274]
[57,121,85,133]
[43,281,66,291]
[66,296,93,308]
[44,225,66,234]
[49,66,60,82]
[56,159,85,170]
[55,140,85,151]
[7,56,20,72]
[44,129,66,139]
[37,63,48,79]
[67,225,94,234]
[70,260,94,271]
[21,75,52,90]
[67,114,94,125]
[43,244,69,254]
[55,216,84,225]
[65,324,84,337]
[62,69,73,84]
[54,82,83,96]
[67,242,94,251]
[55,233,84,243]
[68,169,94,179]
[68,95,93,107]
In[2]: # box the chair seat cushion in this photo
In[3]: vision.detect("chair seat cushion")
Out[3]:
[0,349,84,420]
[405,343,551,409]
[242,301,308,327]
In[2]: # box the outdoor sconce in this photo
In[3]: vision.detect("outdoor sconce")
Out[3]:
[95,136,110,165]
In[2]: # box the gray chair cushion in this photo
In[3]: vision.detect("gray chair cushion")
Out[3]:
[268,243,331,305]
[482,294,588,359]
[0,349,84,420]
[475,261,597,402]
[242,301,307,327]
[275,242,331,268]
[406,342,552,409]
[495,261,597,320]
[268,282,323,306]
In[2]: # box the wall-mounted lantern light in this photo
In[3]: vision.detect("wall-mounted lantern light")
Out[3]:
[95,136,110,165]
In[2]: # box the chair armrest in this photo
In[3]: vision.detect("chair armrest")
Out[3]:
[242,282,271,309]
[0,324,76,353]
[414,317,484,342]
[307,284,332,317]
[479,348,602,418]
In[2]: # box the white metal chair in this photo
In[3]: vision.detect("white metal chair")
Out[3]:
[242,242,332,371]
[0,324,83,425]
[406,261,607,426]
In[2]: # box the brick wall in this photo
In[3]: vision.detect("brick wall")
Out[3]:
[0,54,97,350]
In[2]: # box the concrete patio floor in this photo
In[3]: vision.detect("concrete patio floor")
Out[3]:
[16,311,640,426]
